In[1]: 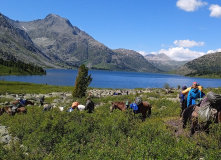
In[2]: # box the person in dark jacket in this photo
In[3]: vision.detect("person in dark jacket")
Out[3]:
[40,96,45,106]
[179,86,187,117]
[187,82,205,107]
[85,97,94,113]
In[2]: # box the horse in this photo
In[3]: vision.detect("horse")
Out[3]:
[110,101,151,121]
[15,107,27,115]
[182,103,221,136]
[43,104,54,111]
[0,107,12,115]
[0,106,27,116]
[12,99,34,106]
[110,101,128,112]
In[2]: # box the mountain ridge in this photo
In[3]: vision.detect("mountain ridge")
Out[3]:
[144,53,188,72]
[0,13,161,72]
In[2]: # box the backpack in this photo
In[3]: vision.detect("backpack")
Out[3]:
[135,97,142,106]
[207,91,221,106]
[130,103,138,111]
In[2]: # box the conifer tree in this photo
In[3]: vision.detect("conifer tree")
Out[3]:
[72,64,92,98]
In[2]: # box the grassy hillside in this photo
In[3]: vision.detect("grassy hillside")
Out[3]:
[0,81,73,94]
[1,82,221,159]
[170,52,221,78]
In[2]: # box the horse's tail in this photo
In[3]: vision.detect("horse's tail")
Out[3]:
[147,104,151,117]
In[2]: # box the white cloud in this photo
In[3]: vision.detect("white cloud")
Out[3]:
[207,48,221,54]
[137,51,147,56]
[209,4,221,17]
[176,0,207,12]
[174,40,205,48]
[154,47,206,61]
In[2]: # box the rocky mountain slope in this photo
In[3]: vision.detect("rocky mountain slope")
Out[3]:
[170,52,221,77]
[5,13,159,72]
[144,53,188,71]
[0,13,57,68]
[113,49,162,72]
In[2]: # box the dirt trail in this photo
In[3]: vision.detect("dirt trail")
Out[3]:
[166,118,189,137]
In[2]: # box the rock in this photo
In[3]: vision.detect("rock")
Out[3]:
[0,126,11,144]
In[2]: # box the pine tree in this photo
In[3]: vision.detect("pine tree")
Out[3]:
[72,64,92,98]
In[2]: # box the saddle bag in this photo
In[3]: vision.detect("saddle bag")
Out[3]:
[135,97,142,106]
[198,105,213,122]
[207,91,221,106]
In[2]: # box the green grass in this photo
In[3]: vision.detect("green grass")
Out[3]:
[0,81,73,94]
[1,81,221,159]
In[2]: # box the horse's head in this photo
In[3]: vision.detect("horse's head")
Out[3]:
[26,100,34,105]
[0,107,4,115]
[110,102,118,112]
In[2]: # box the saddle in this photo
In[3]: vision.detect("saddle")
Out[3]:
[10,105,18,113]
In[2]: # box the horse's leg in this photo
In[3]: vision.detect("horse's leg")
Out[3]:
[218,111,221,123]
[142,113,146,122]
[148,107,151,117]
[190,118,198,136]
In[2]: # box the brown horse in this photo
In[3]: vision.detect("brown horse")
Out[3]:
[110,101,128,112]
[110,101,151,121]
[0,107,12,115]
[0,106,27,116]
[12,99,34,106]
[182,104,221,136]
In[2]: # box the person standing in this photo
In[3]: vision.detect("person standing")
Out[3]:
[179,86,187,117]
[40,96,45,106]
[187,82,205,107]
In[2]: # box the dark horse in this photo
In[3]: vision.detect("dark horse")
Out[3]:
[110,101,151,121]
[12,99,34,106]
[0,106,27,116]
[182,104,221,136]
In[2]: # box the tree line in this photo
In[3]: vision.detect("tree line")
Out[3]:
[0,58,46,75]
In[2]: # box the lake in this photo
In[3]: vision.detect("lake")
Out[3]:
[0,69,221,89]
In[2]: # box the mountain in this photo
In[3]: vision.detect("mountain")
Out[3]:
[113,49,162,72]
[170,52,221,78]
[0,13,163,72]
[0,13,57,68]
[144,53,188,71]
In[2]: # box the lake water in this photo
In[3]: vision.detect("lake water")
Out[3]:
[0,69,221,89]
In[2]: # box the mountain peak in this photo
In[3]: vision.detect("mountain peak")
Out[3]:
[45,14,62,20]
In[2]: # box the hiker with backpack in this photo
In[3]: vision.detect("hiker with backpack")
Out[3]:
[179,86,187,117]
[187,82,205,107]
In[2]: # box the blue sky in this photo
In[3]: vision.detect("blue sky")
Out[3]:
[1,0,221,61]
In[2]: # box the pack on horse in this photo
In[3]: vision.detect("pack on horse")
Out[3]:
[182,91,221,136]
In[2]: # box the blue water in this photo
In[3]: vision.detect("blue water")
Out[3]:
[0,69,221,89]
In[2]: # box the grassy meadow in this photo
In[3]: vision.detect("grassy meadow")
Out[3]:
[1,81,221,159]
